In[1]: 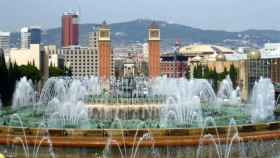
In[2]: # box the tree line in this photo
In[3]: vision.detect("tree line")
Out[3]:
[0,53,70,106]
[188,64,238,91]
[0,53,42,106]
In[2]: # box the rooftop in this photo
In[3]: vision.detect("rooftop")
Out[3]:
[0,31,10,36]
[179,44,236,56]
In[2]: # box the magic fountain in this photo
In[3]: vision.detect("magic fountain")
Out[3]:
[0,75,279,158]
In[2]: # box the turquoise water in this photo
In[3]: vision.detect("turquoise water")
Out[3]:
[0,103,265,129]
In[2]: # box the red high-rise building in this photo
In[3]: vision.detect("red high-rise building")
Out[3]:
[61,11,79,47]
[148,22,161,78]
[98,22,112,80]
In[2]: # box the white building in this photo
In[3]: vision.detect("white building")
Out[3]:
[7,44,49,80]
[237,47,252,54]
[88,31,99,48]
[21,27,31,49]
[254,43,280,59]
[20,26,42,49]
[0,31,10,50]
[142,43,149,62]
[261,43,280,55]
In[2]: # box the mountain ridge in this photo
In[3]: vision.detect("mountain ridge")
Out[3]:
[10,19,280,49]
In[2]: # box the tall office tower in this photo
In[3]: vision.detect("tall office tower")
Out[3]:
[21,27,42,48]
[29,27,42,44]
[61,11,79,47]
[88,31,99,48]
[148,22,161,78]
[98,21,112,80]
[0,31,10,50]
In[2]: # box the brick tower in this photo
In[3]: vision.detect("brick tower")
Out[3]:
[148,22,161,78]
[98,21,112,80]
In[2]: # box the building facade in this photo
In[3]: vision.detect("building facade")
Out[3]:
[20,28,31,49]
[61,11,79,47]
[45,46,100,77]
[7,44,49,80]
[21,27,42,49]
[246,58,280,92]
[29,27,42,44]
[160,54,188,78]
[47,47,65,70]
[262,43,280,55]
[88,31,99,48]
[0,32,10,50]
[148,22,161,78]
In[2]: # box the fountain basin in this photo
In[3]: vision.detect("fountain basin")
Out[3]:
[1,121,280,148]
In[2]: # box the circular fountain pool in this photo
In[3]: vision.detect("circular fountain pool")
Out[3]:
[0,76,280,158]
[0,76,277,129]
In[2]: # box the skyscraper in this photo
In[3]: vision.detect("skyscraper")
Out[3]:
[20,27,41,49]
[0,31,10,50]
[29,27,42,44]
[148,22,161,78]
[61,11,79,47]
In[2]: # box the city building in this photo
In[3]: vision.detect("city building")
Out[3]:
[148,22,161,78]
[88,31,99,48]
[45,45,100,77]
[98,21,113,80]
[20,27,42,49]
[244,50,280,95]
[113,43,144,61]
[61,11,79,47]
[179,44,236,61]
[0,31,10,50]
[205,48,280,101]
[7,44,49,80]
[29,27,42,44]
[46,45,65,69]
[20,28,31,49]
[261,43,280,56]
[160,41,188,78]
[113,43,146,78]
[160,54,188,78]
[48,53,65,69]
[114,58,145,78]
[237,47,253,54]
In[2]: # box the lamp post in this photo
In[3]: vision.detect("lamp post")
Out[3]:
[174,39,181,78]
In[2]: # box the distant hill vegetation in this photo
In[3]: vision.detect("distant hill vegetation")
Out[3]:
[10,19,280,49]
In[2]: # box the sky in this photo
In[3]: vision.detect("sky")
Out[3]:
[0,0,279,32]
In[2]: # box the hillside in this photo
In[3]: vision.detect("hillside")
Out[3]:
[10,19,280,49]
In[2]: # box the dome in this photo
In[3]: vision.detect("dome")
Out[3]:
[216,53,226,61]
[248,50,261,60]
[191,55,202,62]
[179,44,236,56]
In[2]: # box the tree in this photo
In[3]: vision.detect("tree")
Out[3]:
[229,64,238,88]
[0,52,9,105]
[193,64,203,78]
[49,65,64,77]
[18,64,42,82]
[185,67,191,79]
[64,67,73,76]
